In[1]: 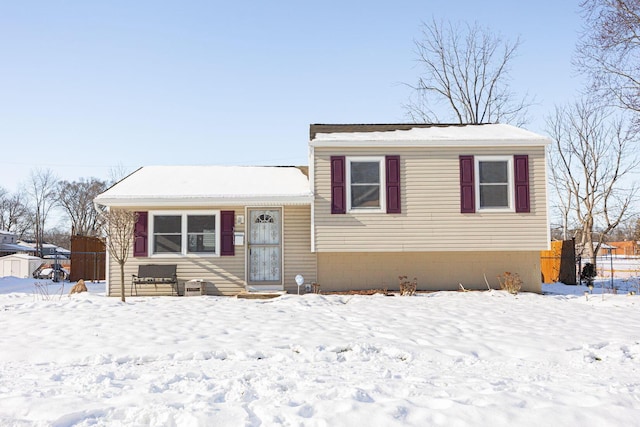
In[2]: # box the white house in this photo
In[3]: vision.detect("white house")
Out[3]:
[0,230,35,257]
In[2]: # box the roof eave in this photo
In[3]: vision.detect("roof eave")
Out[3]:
[94,194,314,208]
[309,138,551,148]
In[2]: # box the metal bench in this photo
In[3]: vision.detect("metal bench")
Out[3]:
[131,264,178,296]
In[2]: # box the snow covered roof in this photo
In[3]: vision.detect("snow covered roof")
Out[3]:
[0,253,42,261]
[310,123,551,147]
[95,166,313,207]
[16,241,69,253]
[0,243,36,253]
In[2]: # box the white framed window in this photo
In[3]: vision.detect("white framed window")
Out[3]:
[149,210,220,256]
[346,156,386,212]
[475,156,514,211]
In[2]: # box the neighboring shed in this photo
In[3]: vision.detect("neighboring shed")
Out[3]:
[0,254,44,278]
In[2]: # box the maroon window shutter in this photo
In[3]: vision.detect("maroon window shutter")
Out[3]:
[459,156,475,213]
[221,210,235,256]
[133,211,148,257]
[386,155,401,213]
[330,156,346,214]
[514,155,530,213]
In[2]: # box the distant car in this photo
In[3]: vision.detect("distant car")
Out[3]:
[36,264,69,281]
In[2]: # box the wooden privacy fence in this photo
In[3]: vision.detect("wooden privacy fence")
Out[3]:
[540,240,576,285]
[70,235,106,282]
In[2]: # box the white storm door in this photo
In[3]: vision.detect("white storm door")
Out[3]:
[248,209,281,283]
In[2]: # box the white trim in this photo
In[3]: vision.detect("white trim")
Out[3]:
[104,207,110,297]
[309,146,316,253]
[475,156,515,213]
[543,151,551,250]
[311,198,316,253]
[346,156,386,213]
[148,210,221,257]
[105,247,110,296]
[95,195,312,208]
[279,207,284,289]
[244,206,248,288]
[310,138,550,148]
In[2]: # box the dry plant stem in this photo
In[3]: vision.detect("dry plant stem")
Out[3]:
[34,281,63,301]
[483,273,492,290]
[398,275,417,296]
[497,272,522,295]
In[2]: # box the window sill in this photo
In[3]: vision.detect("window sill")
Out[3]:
[477,207,515,213]
[150,253,220,258]
[347,208,385,214]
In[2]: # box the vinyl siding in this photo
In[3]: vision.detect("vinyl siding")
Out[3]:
[107,205,317,297]
[107,205,246,297]
[317,251,542,293]
[313,146,548,252]
[282,205,317,293]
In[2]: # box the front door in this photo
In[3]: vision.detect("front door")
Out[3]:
[248,209,282,286]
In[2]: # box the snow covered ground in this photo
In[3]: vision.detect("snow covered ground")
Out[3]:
[0,277,639,426]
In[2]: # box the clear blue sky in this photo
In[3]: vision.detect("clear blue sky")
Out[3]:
[1,1,584,193]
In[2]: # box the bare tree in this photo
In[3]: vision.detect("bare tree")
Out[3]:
[25,169,58,257]
[546,99,639,265]
[577,0,640,116]
[405,18,532,125]
[634,217,640,241]
[547,150,574,241]
[58,178,108,237]
[108,163,135,185]
[607,216,638,240]
[0,189,29,236]
[43,228,71,251]
[100,208,137,302]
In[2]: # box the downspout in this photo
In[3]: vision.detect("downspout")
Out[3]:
[543,148,551,251]
[309,144,316,253]
[309,143,319,285]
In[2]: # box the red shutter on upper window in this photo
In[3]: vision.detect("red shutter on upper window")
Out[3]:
[221,210,235,256]
[330,156,346,214]
[459,156,475,213]
[514,155,530,213]
[386,155,401,214]
[133,211,148,257]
